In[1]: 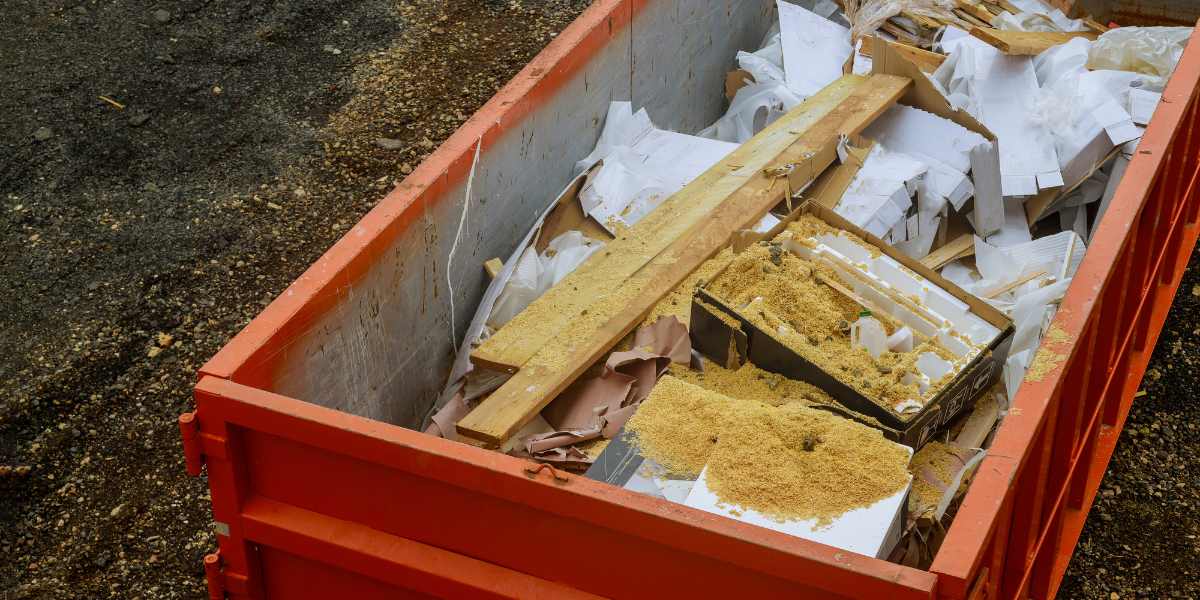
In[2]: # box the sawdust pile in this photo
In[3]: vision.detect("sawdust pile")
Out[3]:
[626,376,910,524]
[705,236,954,413]
[669,358,834,407]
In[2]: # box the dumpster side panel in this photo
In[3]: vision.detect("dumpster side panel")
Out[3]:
[929,32,1200,600]
[630,0,775,133]
[194,376,938,599]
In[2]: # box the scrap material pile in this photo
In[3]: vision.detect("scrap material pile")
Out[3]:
[422,0,1191,564]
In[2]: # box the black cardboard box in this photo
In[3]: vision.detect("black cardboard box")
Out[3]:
[689,203,1014,448]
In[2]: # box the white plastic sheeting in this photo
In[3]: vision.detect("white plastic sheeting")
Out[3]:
[934,36,1063,197]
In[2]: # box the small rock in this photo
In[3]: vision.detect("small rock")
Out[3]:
[375,138,405,150]
[212,85,223,95]
[266,201,282,210]
[110,503,126,518]
[147,346,162,358]
[128,113,151,127]
[156,332,173,347]
[153,9,170,22]
[1192,284,1199,297]
[400,163,413,174]
[322,45,342,55]
[33,127,53,142]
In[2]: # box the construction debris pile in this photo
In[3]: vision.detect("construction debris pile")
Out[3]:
[422,0,1190,565]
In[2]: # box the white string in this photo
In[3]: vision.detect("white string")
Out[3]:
[447,136,483,353]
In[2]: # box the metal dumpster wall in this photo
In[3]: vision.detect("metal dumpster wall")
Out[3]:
[200,0,773,431]
[928,26,1200,600]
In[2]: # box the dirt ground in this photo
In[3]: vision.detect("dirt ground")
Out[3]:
[0,1,1195,598]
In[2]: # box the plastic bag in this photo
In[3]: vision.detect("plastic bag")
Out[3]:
[1087,26,1193,92]
[698,81,803,143]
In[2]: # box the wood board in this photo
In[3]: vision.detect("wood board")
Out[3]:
[968,27,1098,55]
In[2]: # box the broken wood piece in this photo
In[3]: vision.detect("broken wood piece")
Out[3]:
[920,234,975,270]
[484,258,504,280]
[955,0,999,25]
[457,74,912,446]
[968,27,1097,55]
[981,269,1049,299]
[951,393,999,450]
[805,138,875,209]
[880,39,947,73]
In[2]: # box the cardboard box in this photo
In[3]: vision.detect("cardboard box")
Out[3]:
[689,203,1014,448]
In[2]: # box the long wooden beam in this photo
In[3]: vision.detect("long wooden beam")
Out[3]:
[457,74,912,446]
[968,27,1097,55]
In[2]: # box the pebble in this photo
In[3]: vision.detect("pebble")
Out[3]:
[375,138,405,150]
[153,9,170,23]
[323,45,342,55]
[110,503,126,518]
[34,127,53,141]
[129,113,151,127]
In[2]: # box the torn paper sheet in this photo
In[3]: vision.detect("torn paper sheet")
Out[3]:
[976,230,1085,281]
[833,144,927,239]
[580,104,738,232]
[934,37,1062,197]
[1129,88,1161,126]
[777,0,852,97]
[1033,66,1142,190]
[862,104,987,211]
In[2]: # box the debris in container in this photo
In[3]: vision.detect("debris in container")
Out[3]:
[426,0,1193,565]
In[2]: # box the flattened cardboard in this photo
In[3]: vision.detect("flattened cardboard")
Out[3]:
[689,203,1014,448]
[870,36,1005,238]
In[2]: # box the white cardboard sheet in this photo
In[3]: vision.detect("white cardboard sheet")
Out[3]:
[684,466,912,559]
[777,0,852,97]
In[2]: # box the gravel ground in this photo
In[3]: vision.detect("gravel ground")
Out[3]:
[0,1,1195,598]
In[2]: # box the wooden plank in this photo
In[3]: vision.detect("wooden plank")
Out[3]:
[882,39,947,73]
[484,258,504,280]
[920,233,975,270]
[471,75,871,374]
[968,27,1097,55]
[457,74,912,446]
